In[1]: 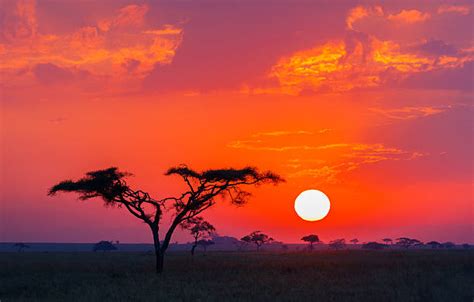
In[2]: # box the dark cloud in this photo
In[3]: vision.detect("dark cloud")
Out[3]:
[143,1,351,92]
[401,61,474,91]
[32,63,89,85]
[412,39,458,56]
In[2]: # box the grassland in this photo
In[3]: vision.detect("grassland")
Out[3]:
[1,250,473,301]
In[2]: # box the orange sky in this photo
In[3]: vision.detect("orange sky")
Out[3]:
[1,0,473,244]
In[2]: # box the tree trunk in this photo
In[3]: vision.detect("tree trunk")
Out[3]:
[151,226,164,274]
[156,251,164,273]
[191,244,197,256]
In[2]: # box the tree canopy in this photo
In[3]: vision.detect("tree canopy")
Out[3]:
[301,234,320,249]
[49,165,283,273]
[241,231,273,250]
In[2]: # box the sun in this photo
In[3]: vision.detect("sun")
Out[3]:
[294,189,331,221]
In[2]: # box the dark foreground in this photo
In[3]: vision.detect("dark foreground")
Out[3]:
[1,250,473,301]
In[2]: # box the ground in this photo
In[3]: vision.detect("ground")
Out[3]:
[1,250,473,301]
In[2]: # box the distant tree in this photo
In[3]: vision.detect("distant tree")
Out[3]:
[49,166,282,273]
[382,238,393,245]
[197,239,214,254]
[362,242,387,250]
[301,234,320,250]
[241,231,273,251]
[426,241,441,249]
[441,242,455,249]
[461,243,470,249]
[14,243,30,252]
[234,240,248,251]
[396,237,422,249]
[350,238,359,245]
[181,216,215,256]
[329,239,346,250]
[93,241,117,252]
[414,242,425,248]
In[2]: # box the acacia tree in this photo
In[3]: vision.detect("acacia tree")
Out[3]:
[382,238,393,245]
[48,165,283,273]
[301,234,320,250]
[197,239,215,254]
[426,241,441,249]
[241,231,273,251]
[181,216,215,256]
[396,237,422,249]
[350,238,359,245]
[93,241,117,252]
[329,239,346,250]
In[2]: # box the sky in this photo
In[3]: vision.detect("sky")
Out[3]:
[1,0,473,244]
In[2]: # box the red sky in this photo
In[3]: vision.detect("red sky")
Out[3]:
[1,0,473,244]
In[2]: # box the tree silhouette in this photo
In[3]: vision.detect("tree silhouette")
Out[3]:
[441,241,455,249]
[241,231,273,251]
[181,216,215,256]
[14,242,30,252]
[197,239,214,254]
[93,241,117,252]
[350,238,359,245]
[329,239,346,250]
[301,234,320,250]
[396,237,422,249]
[382,238,392,245]
[362,242,387,250]
[426,241,441,249]
[49,165,282,273]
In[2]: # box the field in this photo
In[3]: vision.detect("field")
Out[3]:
[1,250,473,301]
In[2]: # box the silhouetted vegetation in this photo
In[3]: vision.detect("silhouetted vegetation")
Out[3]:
[362,242,387,250]
[382,238,393,245]
[13,243,29,252]
[396,237,422,248]
[2,250,472,301]
[427,241,442,249]
[93,241,117,252]
[49,166,282,273]
[301,234,320,250]
[181,217,215,256]
[441,242,455,249]
[329,239,346,250]
[241,231,273,251]
[197,239,215,253]
[350,238,359,245]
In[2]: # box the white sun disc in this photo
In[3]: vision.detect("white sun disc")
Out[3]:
[294,189,330,221]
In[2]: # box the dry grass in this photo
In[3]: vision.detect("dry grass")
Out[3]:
[1,250,473,301]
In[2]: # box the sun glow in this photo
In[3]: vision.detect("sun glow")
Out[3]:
[294,190,331,221]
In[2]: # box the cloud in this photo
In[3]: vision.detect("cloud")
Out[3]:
[32,63,90,85]
[437,5,471,15]
[257,29,473,94]
[346,5,383,30]
[0,1,183,88]
[98,4,149,31]
[289,143,427,184]
[289,166,341,184]
[369,106,448,120]
[0,0,37,42]
[412,39,458,56]
[229,132,427,184]
[346,6,430,30]
[387,10,430,24]
[251,130,314,137]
